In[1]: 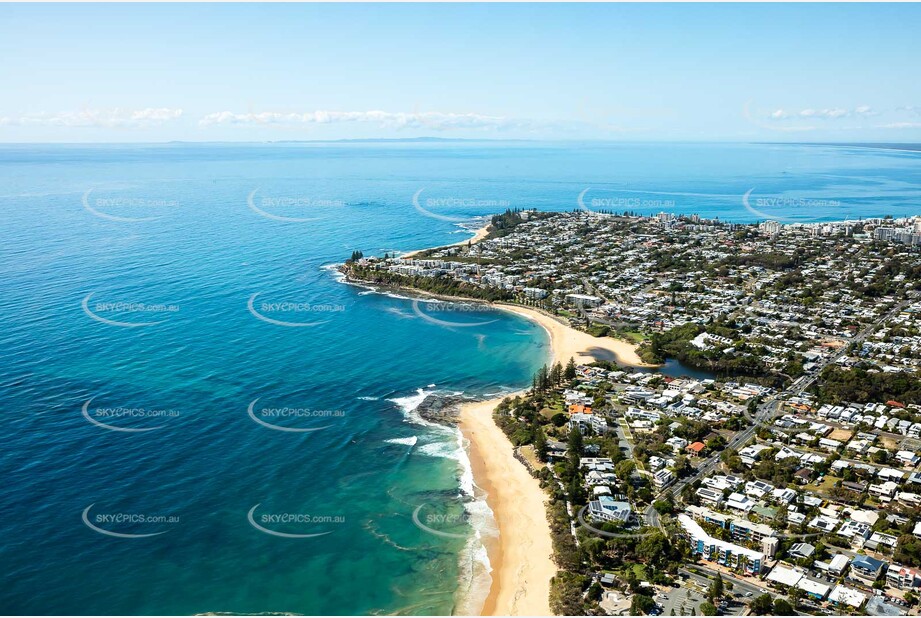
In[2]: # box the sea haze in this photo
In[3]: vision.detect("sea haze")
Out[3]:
[0,141,919,614]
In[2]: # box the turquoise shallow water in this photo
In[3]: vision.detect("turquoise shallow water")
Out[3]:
[0,142,919,615]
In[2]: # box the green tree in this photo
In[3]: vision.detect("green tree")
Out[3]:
[772,598,795,616]
[615,459,636,482]
[534,427,548,462]
[587,582,603,602]
[536,364,550,391]
[568,426,584,468]
[709,573,724,602]
[699,602,717,616]
[637,531,670,567]
[750,593,773,615]
[630,594,655,615]
[564,357,577,380]
[550,362,563,386]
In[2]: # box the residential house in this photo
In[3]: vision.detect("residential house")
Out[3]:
[849,555,887,585]
[588,495,633,523]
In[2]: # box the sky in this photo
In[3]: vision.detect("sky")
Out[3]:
[1,3,920,143]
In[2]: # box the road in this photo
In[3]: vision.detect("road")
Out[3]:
[645,298,911,518]
[680,566,770,600]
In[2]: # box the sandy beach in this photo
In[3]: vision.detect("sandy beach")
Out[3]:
[458,395,555,617]
[497,303,658,368]
[402,222,492,259]
[378,222,654,615]
[456,302,657,615]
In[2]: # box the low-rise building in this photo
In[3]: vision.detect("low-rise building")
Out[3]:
[588,495,633,523]
[798,578,831,601]
[695,487,724,507]
[849,555,887,585]
[828,584,867,609]
[887,564,921,590]
[789,542,815,560]
[652,468,674,490]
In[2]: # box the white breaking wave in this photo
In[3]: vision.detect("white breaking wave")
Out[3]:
[455,428,498,616]
[357,396,380,401]
[386,387,436,426]
[417,438,466,461]
[320,262,346,283]
[386,386,497,615]
[384,436,418,447]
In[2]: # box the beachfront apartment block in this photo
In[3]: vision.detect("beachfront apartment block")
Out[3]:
[564,293,603,308]
[685,505,776,544]
[678,514,764,575]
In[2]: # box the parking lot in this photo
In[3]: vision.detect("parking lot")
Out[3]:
[651,579,746,617]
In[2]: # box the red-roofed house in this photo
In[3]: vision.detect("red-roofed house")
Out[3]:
[687,442,707,457]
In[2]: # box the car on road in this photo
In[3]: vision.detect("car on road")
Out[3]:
[745,592,753,597]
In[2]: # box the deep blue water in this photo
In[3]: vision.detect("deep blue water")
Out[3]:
[0,142,918,615]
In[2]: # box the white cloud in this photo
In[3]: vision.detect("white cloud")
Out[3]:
[199,109,520,131]
[764,105,885,124]
[4,108,183,128]
[799,108,848,119]
[878,122,921,129]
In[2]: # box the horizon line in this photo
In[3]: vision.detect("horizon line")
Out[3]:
[1,138,920,149]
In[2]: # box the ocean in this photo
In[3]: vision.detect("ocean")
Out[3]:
[1,141,919,615]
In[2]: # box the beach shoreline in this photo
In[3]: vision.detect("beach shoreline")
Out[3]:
[457,394,554,617]
[454,305,655,615]
[338,277,657,370]
[343,217,656,616]
[402,221,493,260]
[493,303,658,368]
